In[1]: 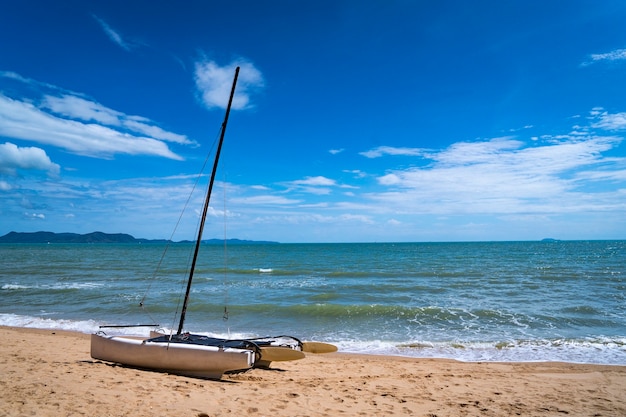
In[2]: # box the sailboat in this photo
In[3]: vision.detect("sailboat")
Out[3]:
[90,67,335,379]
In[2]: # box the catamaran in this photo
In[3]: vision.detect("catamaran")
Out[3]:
[90,67,335,379]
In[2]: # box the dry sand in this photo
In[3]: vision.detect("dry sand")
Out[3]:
[1,326,625,417]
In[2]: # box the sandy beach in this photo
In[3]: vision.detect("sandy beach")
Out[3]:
[1,326,625,417]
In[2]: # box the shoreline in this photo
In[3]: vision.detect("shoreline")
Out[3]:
[4,317,625,365]
[2,326,625,416]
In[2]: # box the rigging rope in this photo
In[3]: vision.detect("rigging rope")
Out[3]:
[138,124,223,330]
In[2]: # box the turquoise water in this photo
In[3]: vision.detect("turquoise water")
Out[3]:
[1,241,625,364]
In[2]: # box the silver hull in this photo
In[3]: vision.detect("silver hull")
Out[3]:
[90,333,255,379]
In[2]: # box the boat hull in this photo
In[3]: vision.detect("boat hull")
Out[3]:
[90,333,255,379]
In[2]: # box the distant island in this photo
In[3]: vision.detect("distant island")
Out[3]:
[0,231,278,245]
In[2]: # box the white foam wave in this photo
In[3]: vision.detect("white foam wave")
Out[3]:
[336,338,626,365]
[2,284,29,290]
[0,313,100,333]
[2,282,104,290]
[1,314,624,365]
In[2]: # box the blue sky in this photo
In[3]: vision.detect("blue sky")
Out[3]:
[1,1,625,243]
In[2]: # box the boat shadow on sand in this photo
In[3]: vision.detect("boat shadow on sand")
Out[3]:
[83,358,291,382]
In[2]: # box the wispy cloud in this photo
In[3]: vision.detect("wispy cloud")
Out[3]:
[43,94,121,125]
[0,73,190,160]
[344,169,367,178]
[581,47,626,66]
[92,15,133,51]
[282,176,338,195]
[590,108,626,131]
[365,112,625,217]
[42,95,194,145]
[194,59,264,110]
[290,176,337,186]
[359,146,427,158]
[0,94,183,160]
[232,195,302,205]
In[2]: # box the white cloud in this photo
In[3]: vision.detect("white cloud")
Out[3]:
[582,47,626,66]
[297,186,333,195]
[339,214,374,224]
[590,48,626,62]
[42,94,193,145]
[329,148,344,155]
[194,59,264,110]
[121,118,193,145]
[359,146,426,158]
[0,73,192,160]
[299,202,330,208]
[0,142,60,176]
[378,173,401,185]
[576,168,626,182]
[43,94,122,125]
[92,15,132,51]
[291,176,336,186]
[344,169,367,178]
[250,212,373,227]
[369,133,624,216]
[0,180,12,191]
[590,109,626,131]
[0,71,59,91]
[367,110,626,220]
[431,137,521,165]
[0,93,184,160]
[250,185,270,191]
[233,195,301,205]
[282,176,338,195]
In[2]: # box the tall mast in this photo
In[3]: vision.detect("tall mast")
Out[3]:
[177,66,240,335]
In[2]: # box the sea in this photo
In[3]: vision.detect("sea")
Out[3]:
[1,240,624,365]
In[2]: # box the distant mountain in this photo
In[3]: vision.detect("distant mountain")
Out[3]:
[0,231,278,245]
[0,231,138,243]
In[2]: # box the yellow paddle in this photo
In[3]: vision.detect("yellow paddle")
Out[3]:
[301,341,338,354]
